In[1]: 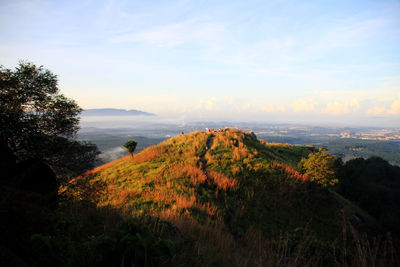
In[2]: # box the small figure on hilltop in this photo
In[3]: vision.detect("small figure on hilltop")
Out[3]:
[124,140,137,157]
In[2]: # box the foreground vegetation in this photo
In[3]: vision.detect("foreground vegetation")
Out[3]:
[2,128,399,266]
[53,129,398,266]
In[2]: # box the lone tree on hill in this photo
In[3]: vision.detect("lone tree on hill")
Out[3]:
[298,148,339,187]
[0,61,99,180]
[124,140,137,157]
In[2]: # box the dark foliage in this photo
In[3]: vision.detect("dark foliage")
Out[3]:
[0,62,99,178]
[0,151,59,266]
[0,142,16,181]
[0,61,100,265]
[0,145,58,208]
[337,156,400,235]
[29,136,100,182]
[15,159,58,208]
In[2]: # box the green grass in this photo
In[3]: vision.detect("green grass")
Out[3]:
[58,129,397,266]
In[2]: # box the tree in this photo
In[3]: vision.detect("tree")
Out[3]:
[0,61,99,180]
[124,140,137,157]
[298,148,339,187]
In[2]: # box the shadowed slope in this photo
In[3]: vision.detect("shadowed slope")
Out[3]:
[64,130,344,234]
[60,129,387,266]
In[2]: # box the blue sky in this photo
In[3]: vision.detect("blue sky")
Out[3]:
[1,0,399,126]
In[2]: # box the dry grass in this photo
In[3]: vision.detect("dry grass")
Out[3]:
[113,186,141,206]
[208,170,239,190]
[259,139,292,147]
[161,163,207,186]
[133,144,168,163]
[270,161,309,182]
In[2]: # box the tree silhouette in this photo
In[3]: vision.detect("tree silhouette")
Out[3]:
[0,61,99,179]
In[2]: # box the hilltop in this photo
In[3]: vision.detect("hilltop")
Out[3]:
[61,129,387,266]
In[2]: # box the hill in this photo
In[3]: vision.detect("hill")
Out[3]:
[60,129,393,266]
[82,108,155,116]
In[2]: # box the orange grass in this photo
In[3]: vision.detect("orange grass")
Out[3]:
[162,163,207,185]
[113,187,141,206]
[141,189,183,206]
[142,188,220,217]
[175,194,197,209]
[270,161,309,182]
[208,170,239,190]
[133,144,168,163]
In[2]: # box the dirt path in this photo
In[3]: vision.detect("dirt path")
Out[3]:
[206,134,215,150]
[199,134,215,172]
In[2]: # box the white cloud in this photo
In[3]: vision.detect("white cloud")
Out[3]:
[367,106,387,115]
[366,93,400,115]
[292,98,318,113]
[205,97,216,110]
[195,97,217,111]
[276,104,286,112]
[261,104,286,113]
[241,103,252,110]
[321,99,360,115]
[261,104,275,112]
[389,92,400,115]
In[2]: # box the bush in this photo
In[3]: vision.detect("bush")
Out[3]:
[298,148,338,187]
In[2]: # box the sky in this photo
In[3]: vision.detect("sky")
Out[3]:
[1,0,400,126]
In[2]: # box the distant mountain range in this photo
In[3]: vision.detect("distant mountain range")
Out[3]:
[82,108,155,116]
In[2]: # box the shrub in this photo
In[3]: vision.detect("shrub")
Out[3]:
[298,148,338,187]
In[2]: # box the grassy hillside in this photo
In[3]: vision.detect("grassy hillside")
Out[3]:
[58,129,396,266]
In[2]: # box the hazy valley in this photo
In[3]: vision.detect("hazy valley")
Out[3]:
[79,114,400,166]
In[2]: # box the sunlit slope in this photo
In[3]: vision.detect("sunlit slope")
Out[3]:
[63,129,360,241]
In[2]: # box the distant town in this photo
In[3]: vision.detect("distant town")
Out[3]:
[253,126,400,141]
